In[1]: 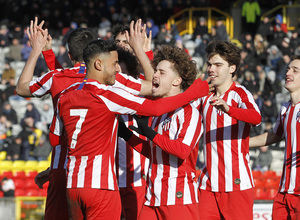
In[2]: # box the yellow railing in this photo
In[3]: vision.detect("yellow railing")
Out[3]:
[261,4,300,31]
[15,196,46,220]
[167,7,234,39]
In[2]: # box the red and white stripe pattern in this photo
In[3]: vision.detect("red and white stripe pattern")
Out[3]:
[50,79,149,190]
[274,102,300,195]
[195,83,260,192]
[117,114,149,188]
[144,104,201,206]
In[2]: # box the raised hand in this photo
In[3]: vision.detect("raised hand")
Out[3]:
[125,19,145,52]
[27,17,48,52]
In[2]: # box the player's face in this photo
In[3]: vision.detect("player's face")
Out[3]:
[152,60,181,98]
[206,54,235,90]
[115,33,132,52]
[102,51,120,85]
[285,59,300,93]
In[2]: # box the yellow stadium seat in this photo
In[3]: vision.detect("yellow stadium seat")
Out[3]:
[0,151,6,161]
[37,160,50,173]
[24,160,38,172]
[11,160,26,172]
[0,160,13,173]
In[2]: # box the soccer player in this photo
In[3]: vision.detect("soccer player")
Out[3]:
[249,55,300,219]
[49,39,211,219]
[195,40,261,219]
[16,18,152,220]
[118,45,203,220]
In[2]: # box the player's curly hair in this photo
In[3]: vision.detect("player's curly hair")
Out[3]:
[111,24,130,39]
[152,45,197,91]
[205,40,241,77]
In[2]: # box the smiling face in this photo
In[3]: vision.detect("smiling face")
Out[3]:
[100,51,120,85]
[206,54,235,93]
[285,59,300,93]
[152,60,182,98]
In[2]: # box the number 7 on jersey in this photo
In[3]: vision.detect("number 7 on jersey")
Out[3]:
[70,109,88,149]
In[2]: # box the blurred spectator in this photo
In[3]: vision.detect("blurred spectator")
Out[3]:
[2,78,19,102]
[175,38,190,57]
[0,24,9,47]
[56,45,72,68]
[267,45,283,71]
[239,50,257,79]
[6,38,23,62]
[21,40,32,61]
[279,37,292,57]
[18,117,43,161]
[242,71,258,94]
[33,54,48,77]
[118,6,131,24]
[9,24,23,41]
[0,177,15,197]
[62,21,78,46]
[0,115,8,148]
[274,14,288,34]
[215,18,228,41]
[1,62,15,85]
[257,16,273,42]
[146,18,159,39]
[241,0,261,36]
[156,24,168,46]
[99,17,111,30]
[261,98,277,123]
[290,31,299,53]
[4,135,21,161]
[29,131,51,161]
[277,54,291,80]
[40,103,53,132]
[240,32,254,52]
[252,146,273,172]
[2,102,17,124]
[253,34,268,66]
[21,103,41,129]
[193,34,210,62]
[192,17,208,41]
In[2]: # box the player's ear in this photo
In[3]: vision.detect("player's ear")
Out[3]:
[94,59,102,71]
[229,65,236,74]
[172,76,182,87]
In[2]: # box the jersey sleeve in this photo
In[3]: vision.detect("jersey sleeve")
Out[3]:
[42,49,63,70]
[152,105,202,160]
[114,72,142,95]
[227,87,261,125]
[29,70,57,97]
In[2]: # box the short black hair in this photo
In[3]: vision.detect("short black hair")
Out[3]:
[83,39,117,66]
[67,28,98,62]
[111,24,130,39]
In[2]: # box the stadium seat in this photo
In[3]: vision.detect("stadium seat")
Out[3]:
[37,160,50,173]
[263,170,277,178]
[252,170,263,179]
[0,160,13,173]
[253,178,265,188]
[24,161,38,172]
[254,188,268,200]
[39,188,47,197]
[1,171,13,179]
[267,188,278,200]
[11,160,26,172]
[14,179,25,189]
[25,171,38,179]
[12,171,26,180]
[0,190,3,197]
[15,189,27,197]
[26,189,39,197]
[25,179,38,190]
[0,151,6,161]
[265,178,280,189]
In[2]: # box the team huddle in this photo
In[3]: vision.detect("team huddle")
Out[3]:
[15,17,300,220]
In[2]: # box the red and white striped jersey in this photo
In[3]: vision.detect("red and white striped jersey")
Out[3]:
[195,82,261,192]
[144,104,202,206]
[273,101,300,195]
[50,79,151,190]
[116,114,149,188]
[29,62,142,172]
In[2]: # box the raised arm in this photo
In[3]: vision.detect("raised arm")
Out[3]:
[16,17,48,97]
[126,19,154,96]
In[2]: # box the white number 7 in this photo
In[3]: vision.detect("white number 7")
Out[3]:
[70,109,88,149]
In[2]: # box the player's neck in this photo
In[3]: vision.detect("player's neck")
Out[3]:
[215,80,233,96]
[290,91,300,106]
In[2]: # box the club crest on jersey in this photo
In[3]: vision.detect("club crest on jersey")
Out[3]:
[296,110,300,123]
[217,109,224,116]
[162,117,172,131]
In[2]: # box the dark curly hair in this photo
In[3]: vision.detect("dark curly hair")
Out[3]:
[152,45,197,91]
[111,24,130,39]
[117,47,141,79]
[205,40,241,77]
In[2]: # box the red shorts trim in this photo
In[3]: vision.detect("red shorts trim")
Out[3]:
[66,188,121,220]
[198,188,254,220]
[138,203,199,220]
[119,186,146,220]
[272,192,300,220]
